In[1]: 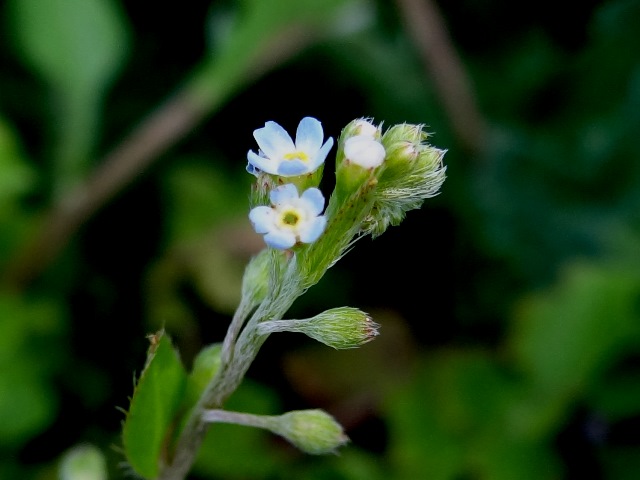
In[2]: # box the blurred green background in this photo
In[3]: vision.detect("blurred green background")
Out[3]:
[1,0,640,478]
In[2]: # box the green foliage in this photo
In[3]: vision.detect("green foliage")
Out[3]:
[6,0,130,191]
[1,0,640,478]
[122,332,187,479]
[510,261,640,397]
[0,294,64,448]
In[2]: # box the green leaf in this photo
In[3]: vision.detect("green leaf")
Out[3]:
[0,366,56,446]
[0,116,34,209]
[122,332,187,479]
[510,261,640,397]
[8,0,128,93]
[7,0,130,190]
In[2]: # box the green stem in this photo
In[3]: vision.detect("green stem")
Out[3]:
[156,258,303,480]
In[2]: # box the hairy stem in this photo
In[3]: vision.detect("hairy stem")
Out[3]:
[156,258,302,480]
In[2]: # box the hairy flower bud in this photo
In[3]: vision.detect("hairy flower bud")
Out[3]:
[272,409,349,454]
[257,307,379,349]
[340,117,382,141]
[202,409,349,455]
[360,122,446,237]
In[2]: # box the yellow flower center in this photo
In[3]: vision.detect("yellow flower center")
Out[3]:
[278,208,302,229]
[283,150,310,162]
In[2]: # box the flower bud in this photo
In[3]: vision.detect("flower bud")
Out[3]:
[360,122,446,237]
[185,343,222,406]
[257,307,379,349]
[382,122,427,146]
[273,409,349,455]
[241,249,272,306]
[335,135,386,199]
[202,408,349,455]
[340,117,382,141]
[344,135,386,169]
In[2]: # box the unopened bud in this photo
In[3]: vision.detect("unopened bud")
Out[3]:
[202,408,349,455]
[382,122,427,146]
[340,117,382,140]
[185,343,222,406]
[241,249,272,306]
[273,409,349,454]
[257,307,379,349]
[344,135,386,169]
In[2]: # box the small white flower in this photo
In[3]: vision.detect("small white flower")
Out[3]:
[344,135,386,169]
[247,117,334,176]
[249,184,327,250]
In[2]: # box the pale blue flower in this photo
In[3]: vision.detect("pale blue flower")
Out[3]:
[249,184,327,249]
[247,117,334,176]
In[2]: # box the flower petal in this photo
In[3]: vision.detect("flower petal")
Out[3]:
[249,206,275,234]
[245,160,260,176]
[247,150,276,174]
[300,188,325,215]
[277,159,310,176]
[299,216,327,243]
[254,121,295,160]
[270,184,299,206]
[264,230,296,250]
[295,117,324,155]
[307,137,334,172]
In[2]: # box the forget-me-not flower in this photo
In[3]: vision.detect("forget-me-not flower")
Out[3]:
[247,117,334,176]
[249,184,327,249]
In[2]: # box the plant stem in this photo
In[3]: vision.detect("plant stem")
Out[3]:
[156,260,302,480]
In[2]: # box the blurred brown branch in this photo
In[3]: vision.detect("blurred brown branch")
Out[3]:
[396,0,487,153]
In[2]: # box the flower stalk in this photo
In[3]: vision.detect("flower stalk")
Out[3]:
[143,116,445,480]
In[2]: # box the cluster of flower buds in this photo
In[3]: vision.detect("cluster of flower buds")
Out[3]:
[246,116,445,260]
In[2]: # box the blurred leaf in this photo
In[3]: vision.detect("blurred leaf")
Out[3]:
[0,294,64,447]
[7,0,130,190]
[147,161,259,325]
[122,332,187,479]
[0,116,36,266]
[0,365,56,447]
[189,0,361,110]
[509,261,640,397]
[7,0,128,92]
[0,116,34,209]
[587,372,640,422]
[385,351,561,480]
[284,448,387,480]
[162,161,249,243]
[600,446,640,480]
[283,310,416,405]
[322,30,443,126]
